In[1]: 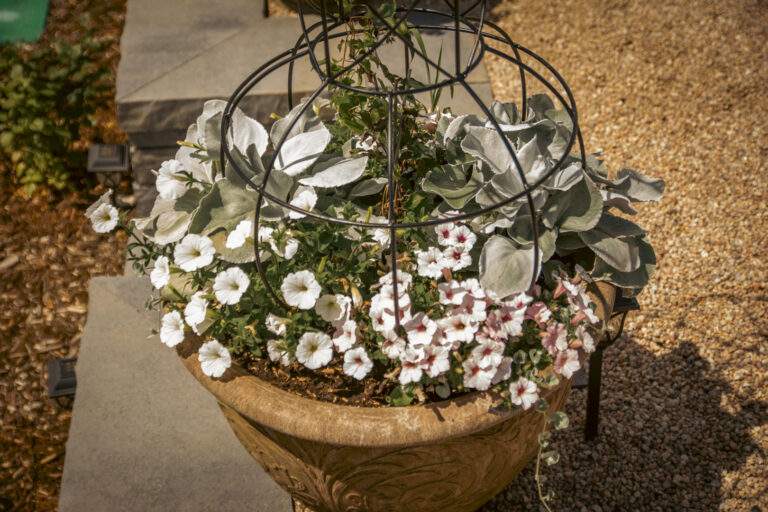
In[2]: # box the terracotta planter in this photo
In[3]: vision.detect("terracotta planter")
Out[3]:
[177,283,614,512]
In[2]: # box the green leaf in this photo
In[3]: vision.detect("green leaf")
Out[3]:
[479,235,538,298]
[297,155,368,188]
[542,175,603,232]
[421,163,484,209]
[579,213,645,272]
[349,177,387,197]
[610,169,665,202]
[592,236,657,289]
[388,385,415,406]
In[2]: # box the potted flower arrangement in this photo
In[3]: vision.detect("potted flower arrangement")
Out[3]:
[87,3,663,511]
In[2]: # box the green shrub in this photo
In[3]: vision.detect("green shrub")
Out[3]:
[0,35,111,193]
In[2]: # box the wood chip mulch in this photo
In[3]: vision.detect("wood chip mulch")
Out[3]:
[0,189,126,511]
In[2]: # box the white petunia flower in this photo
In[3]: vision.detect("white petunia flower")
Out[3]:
[213,267,250,305]
[399,347,425,385]
[509,377,539,410]
[150,255,171,289]
[381,330,406,360]
[267,339,293,366]
[296,332,333,370]
[404,312,437,347]
[198,339,231,378]
[273,237,300,260]
[226,220,253,249]
[89,202,119,234]
[449,225,477,250]
[366,215,390,248]
[155,159,188,200]
[184,292,208,333]
[442,245,472,271]
[265,313,289,336]
[421,344,450,378]
[471,339,505,369]
[435,222,457,246]
[160,311,185,347]
[315,294,349,322]
[281,270,321,310]
[415,247,446,279]
[332,320,357,352]
[288,185,317,219]
[343,347,373,380]
[174,234,215,271]
[462,357,494,391]
[554,348,581,378]
[439,312,478,344]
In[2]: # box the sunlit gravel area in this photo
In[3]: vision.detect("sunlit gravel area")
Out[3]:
[478,1,767,511]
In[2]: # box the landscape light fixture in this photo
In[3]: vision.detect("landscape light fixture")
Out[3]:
[87,143,131,196]
[47,357,77,401]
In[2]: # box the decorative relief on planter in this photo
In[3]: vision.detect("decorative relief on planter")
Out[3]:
[218,381,569,512]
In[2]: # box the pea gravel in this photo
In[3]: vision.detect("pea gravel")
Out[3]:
[477,1,767,511]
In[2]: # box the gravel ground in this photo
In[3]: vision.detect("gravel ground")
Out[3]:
[478,1,767,511]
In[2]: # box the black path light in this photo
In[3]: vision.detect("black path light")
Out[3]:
[221,0,633,439]
[87,143,131,199]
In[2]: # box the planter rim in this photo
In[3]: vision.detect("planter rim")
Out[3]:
[177,282,613,448]
[179,344,570,448]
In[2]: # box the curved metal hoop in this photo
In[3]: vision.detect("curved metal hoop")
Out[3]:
[220,0,587,322]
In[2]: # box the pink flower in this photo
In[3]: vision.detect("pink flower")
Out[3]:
[449,225,477,250]
[554,349,581,378]
[471,339,505,369]
[435,222,457,246]
[438,280,466,306]
[439,311,478,344]
[404,312,437,347]
[498,305,525,337]
[399,347,425,385]
[380,330,406,360]
[541,322,568,355]
[509,377,539,410]
[525,301,552,328]
[420,344,450,378]
[462,357,494,391]
[442,245,472,271]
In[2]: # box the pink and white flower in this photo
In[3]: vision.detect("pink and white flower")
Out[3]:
[343,347,373,380]
[541,322,568,355]
[442,245,472,271]
[449,225,477,250]
[462,357,494,391]
[435,222,457,245]
[421,344,450,378]
[439,312,478,344]
[525,301,552,328]
[332,320,358,353]
[404,312,437,347]
[554,348,581,378]
[509,377,539,410]
[399,347,425,385]
[471,339,505,369]
[438,280,466,306]
[415,247,445,279]
[575,325,596,353]
[380,330,406,360]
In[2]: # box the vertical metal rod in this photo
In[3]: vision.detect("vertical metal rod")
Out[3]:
[584,348,604,441]
[454,0,461,75]
[386,93,401,331]
[262,0,269,18]
[319,0,333,77]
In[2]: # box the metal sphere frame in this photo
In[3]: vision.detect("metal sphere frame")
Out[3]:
[219,0,588,330]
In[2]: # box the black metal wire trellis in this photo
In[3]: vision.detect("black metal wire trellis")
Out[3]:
[219,0,588,327]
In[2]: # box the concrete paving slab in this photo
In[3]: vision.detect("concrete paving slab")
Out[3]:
[117,1,492,145]
[59,276,291,512]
